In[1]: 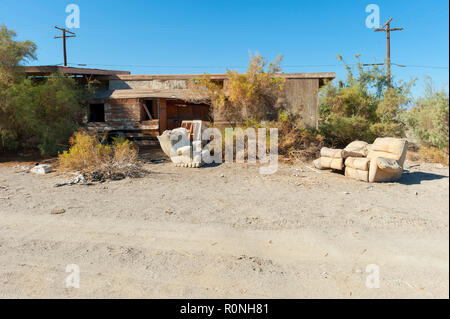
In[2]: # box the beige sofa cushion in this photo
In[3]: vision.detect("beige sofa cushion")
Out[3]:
[320,157,344,170]
[345,167,369,182]
[320,147,344,158]
[343,141,369,158]
[367,137,408,164]
[345,157,370,171]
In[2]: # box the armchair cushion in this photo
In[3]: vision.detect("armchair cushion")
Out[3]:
[343,140,369,158]
[345,157,370,171]
[314,147,344,170]
[320,147,344,158]
[320,156,344,170]
[345,167,369,182]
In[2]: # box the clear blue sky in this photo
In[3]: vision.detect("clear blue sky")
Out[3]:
[1,0,448,97]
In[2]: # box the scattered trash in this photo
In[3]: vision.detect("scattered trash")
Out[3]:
[165,210,174,215]
[51,208,65,215]
[31,164,53,175]
[54,174,88,187]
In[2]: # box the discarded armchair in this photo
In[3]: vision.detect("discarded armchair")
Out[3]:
[314,137,408,183]
[157,127,208,167]
[345,137,408,183]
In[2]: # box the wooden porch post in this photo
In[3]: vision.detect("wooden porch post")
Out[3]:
[159,98,167,134]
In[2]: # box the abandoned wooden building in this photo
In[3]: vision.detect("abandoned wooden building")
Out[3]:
[24,66,335,147]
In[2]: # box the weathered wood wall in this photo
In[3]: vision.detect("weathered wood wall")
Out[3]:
[284,79,319,129]
[106,77,321,129]
[87,98,159,134]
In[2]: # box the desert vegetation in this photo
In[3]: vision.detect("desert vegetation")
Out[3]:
[187,53,448,162]
[58,130,145,180]
[1,24,448,165]
[0,25,89,155]
[319,55,448,163]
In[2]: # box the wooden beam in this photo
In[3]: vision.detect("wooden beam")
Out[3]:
[159,99,167,134]
[142,103,153,120]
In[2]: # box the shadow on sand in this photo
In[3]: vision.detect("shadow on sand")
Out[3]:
[399,171,448,185]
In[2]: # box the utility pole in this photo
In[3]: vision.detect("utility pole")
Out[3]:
[54,26,76,67]
[374,18,403,89]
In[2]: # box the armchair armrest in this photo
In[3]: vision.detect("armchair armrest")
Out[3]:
[375,157,402,172]
[369,157,403,182]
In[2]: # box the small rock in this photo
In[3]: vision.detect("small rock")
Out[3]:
[51,209,65,215]
[165,210,174,215]
[31,164,53,175]
[343,191,350,195]
[220,174,225,178]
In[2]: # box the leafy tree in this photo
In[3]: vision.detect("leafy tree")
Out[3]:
[0,25,36,85]
[0,25,87,155]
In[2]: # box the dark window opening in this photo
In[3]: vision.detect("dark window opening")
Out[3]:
[141,100,158,121]
[88,104,105,122]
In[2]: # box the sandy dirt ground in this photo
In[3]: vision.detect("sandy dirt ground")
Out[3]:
[0,155,448,299]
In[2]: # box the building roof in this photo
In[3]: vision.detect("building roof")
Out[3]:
[100,72,335,81]
[22,66,130,76]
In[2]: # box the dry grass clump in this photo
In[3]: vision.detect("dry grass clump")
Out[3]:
[417,146,449,165]
[270,112,324,161]
[58,130,146,180]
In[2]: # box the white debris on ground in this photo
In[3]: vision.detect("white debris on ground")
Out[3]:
[30,164,53,175]
[54,174,87,187]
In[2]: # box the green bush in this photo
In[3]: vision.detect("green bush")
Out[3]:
[406,79,449,152]
[0,25,88,155]
[319,55,414,147]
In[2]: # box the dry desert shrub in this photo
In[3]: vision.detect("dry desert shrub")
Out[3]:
[58,130,146,180]
[417,146,449,165]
